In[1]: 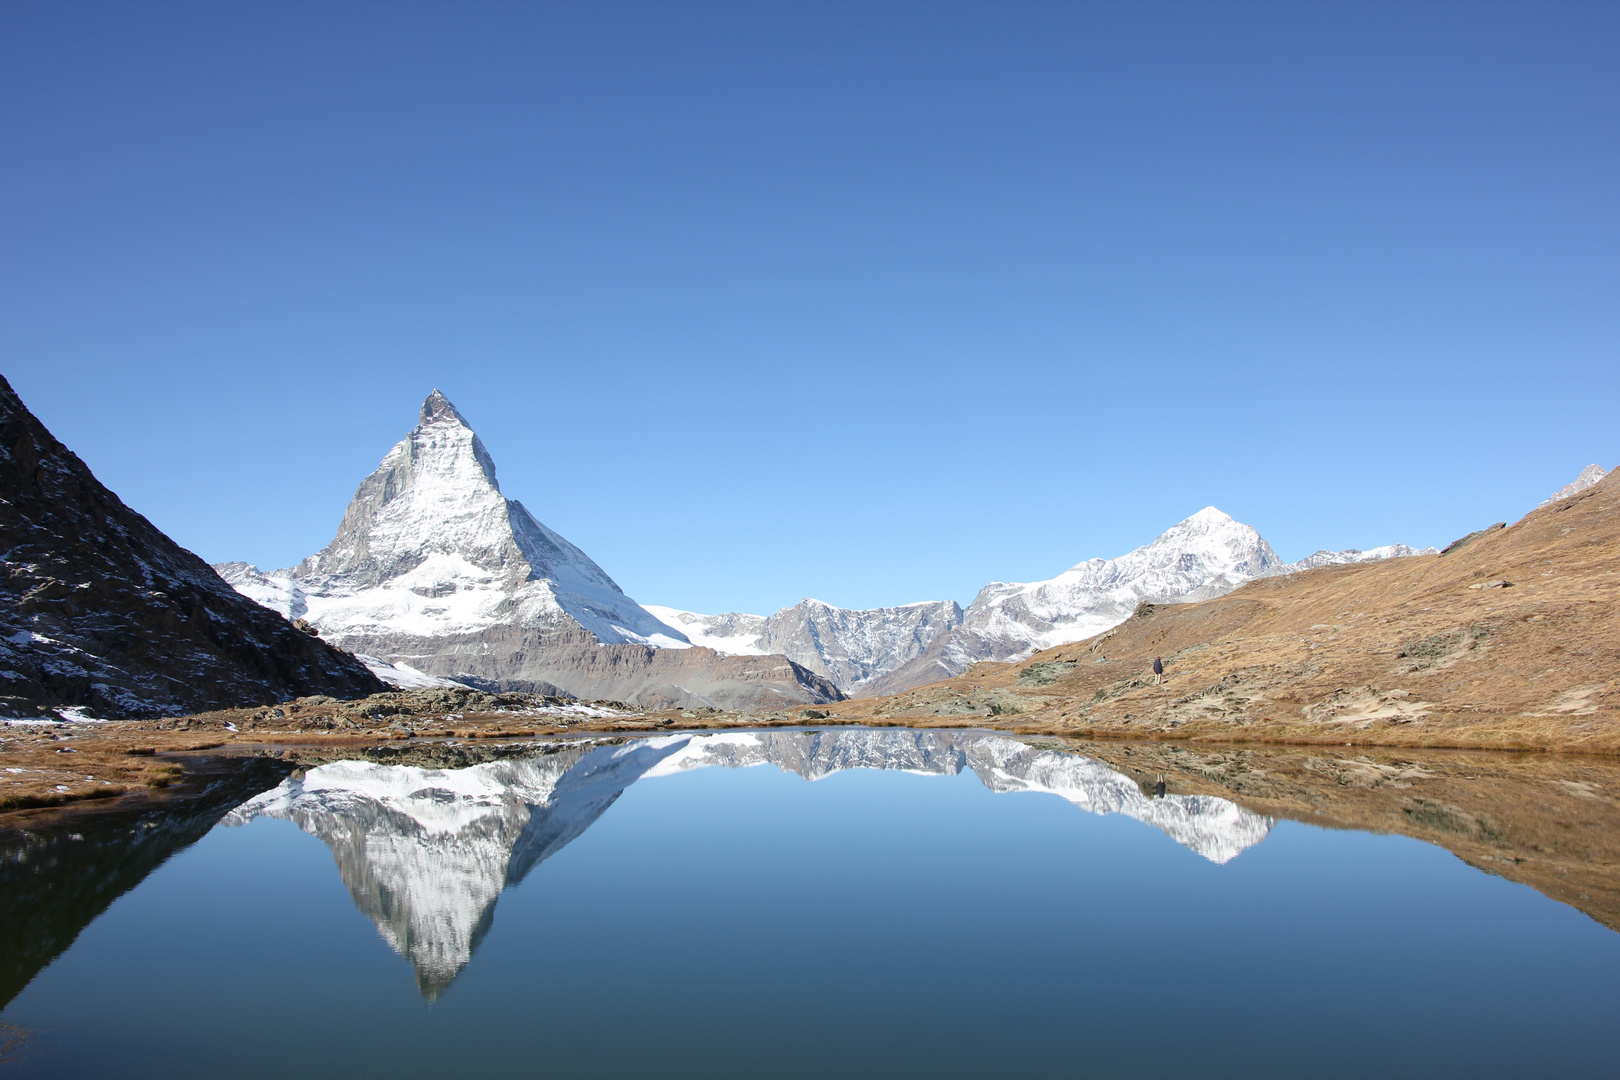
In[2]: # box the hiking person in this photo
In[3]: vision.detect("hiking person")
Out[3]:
[1152,656,1164,685]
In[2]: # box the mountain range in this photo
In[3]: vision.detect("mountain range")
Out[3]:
[218,391,1441,706]
[654,509,1434,697]
[224,730,1272,997]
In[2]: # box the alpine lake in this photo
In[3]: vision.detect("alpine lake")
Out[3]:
[4,728,1619,1078]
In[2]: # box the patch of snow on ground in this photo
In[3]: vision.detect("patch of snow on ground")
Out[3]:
[357,654,470,689]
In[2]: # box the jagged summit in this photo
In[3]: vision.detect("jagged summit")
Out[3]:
[419,388,469,428]
[856,507,1425,697]
[1052,506,1280,589]
[240,391,684,648]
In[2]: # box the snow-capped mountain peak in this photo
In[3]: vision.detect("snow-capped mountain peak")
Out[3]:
[963,506,1284,658]
[218,391,687,673]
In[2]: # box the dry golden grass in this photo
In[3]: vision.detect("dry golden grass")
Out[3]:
[820,472,1619,752]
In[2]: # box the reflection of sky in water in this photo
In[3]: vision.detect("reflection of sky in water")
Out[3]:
[5,731,1620,1079]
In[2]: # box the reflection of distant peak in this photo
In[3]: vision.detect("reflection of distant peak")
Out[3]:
[225,740,691,999]
[224,730,1271,998]
[956,735,1271,864]
[649,730,1272,864]
[643,729,969,782]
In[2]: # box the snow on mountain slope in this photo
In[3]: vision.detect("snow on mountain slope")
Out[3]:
[643,598,964,693]
[1540,464,1610,508]
[651,508,1433,699]
[960,507,1281,660]
[860,508,1436,696]
[281,391,686,648]
[214,561,307,620]
[641,606,768,654]
[354,655,471,689]
[1285,543,1438,570]
[225,730,1270,995]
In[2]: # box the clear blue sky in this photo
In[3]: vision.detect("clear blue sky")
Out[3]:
[2,1,1616,616]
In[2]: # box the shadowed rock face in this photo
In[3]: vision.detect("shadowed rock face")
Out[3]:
[0,375,384,720]
[225,731,1271,997]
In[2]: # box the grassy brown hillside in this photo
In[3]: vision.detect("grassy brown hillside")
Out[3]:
[1062,739,1620,931]
[820,470,1619,752]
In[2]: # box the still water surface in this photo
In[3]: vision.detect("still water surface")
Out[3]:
[4,729,1619,1078]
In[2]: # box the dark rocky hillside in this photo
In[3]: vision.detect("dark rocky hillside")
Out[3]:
[0,375,383,719]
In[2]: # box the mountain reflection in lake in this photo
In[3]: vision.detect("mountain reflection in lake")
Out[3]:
[220,730,1272,997]
[6,729,1620,1079]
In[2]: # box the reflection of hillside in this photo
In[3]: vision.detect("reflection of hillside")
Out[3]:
[1069,741,1620,932]
[0,757,292,1009]
[227,731,1272,997]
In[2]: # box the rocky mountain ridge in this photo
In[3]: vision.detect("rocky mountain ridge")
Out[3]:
[657,509,1436,698]
[646,598,965,693]
[0,374,383,720]
[1540,464,1609,507]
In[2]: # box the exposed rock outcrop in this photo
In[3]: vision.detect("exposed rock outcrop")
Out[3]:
[0,374,384,719]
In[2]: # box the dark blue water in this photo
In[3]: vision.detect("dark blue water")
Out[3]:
[3,730,1618,1078]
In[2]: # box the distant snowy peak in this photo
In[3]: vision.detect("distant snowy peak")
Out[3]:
[960,506,1285,658]
[642,606,768,655]
[643,598,964,692]
[1284,543,1438,571]
[859,508,1437,696]
[214,561,306,620]
[1540,464,1610,508]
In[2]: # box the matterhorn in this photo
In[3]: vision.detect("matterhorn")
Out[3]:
[218,392,841,710]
